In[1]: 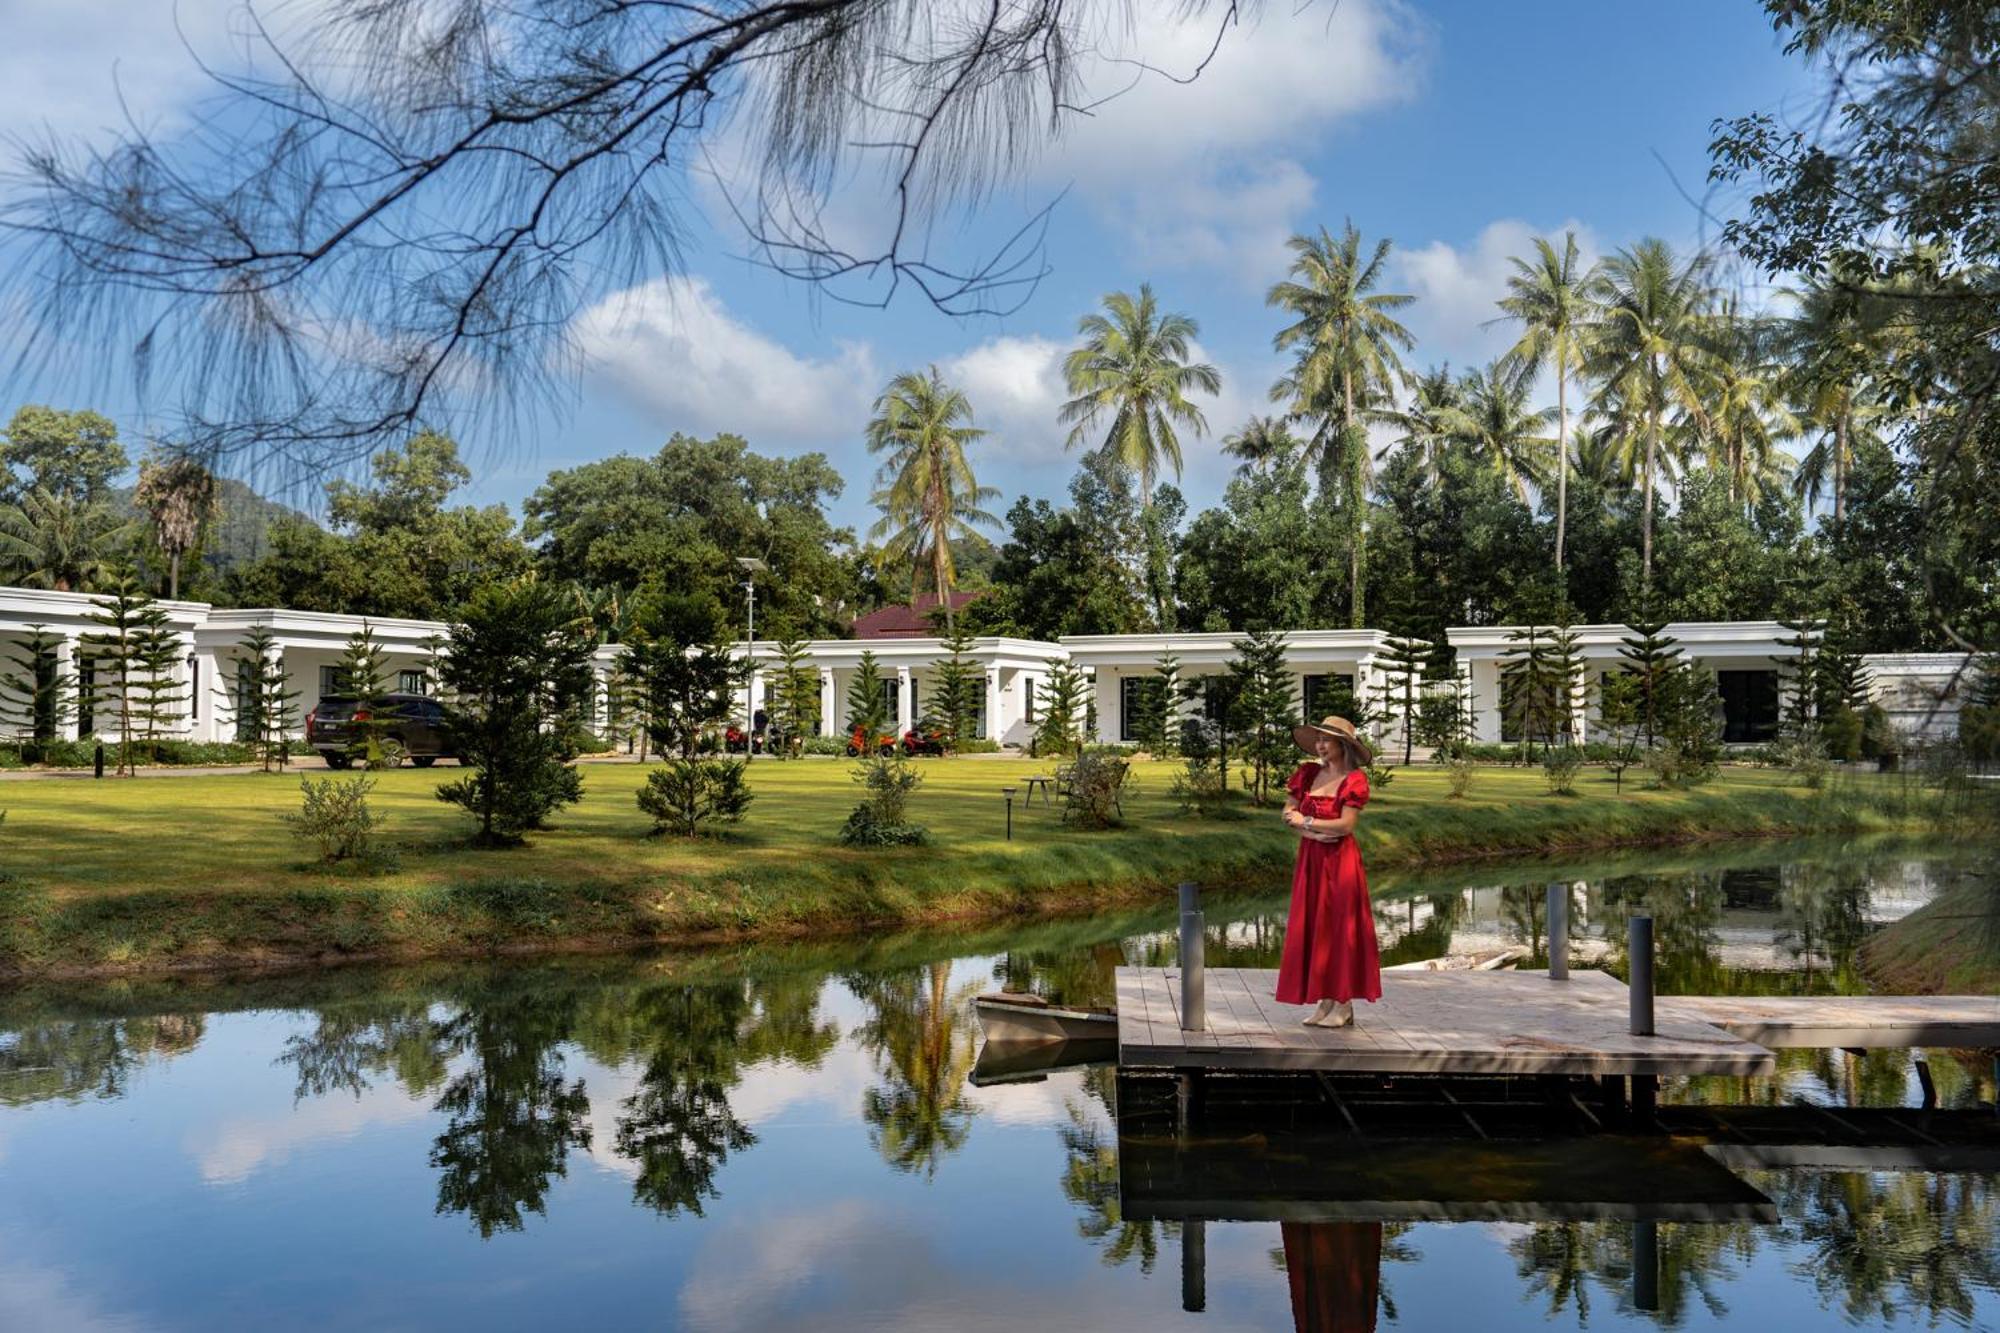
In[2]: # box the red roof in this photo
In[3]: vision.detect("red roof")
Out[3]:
[851,590,983,638]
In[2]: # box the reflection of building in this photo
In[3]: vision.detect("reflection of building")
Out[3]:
[0,582,1975,750]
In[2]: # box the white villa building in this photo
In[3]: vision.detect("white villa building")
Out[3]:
[0,584,1976,750]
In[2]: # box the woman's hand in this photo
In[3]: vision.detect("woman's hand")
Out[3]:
[1283,808,1307,829]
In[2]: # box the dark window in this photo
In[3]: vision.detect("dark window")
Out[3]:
[319,665,341,696]
[77,658,94,737]
[398,669,428,695]
[189,660,199,721]
[1300,673,1354,722]
[1119,676,1142,742]
[1024,677,1036,722]
[880,676,899,720]
[1717,669,1779,743]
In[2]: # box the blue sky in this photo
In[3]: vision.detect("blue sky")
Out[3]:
[2,1,1824,532]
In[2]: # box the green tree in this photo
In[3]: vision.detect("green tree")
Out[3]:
[0,625,73,761]
[1060,285,1221,505]
[1455,358,1556,503]
[769,637,821,757]
[0,487,132,592]
[982,453,1154,638]
[1586,239,1717,588]
[924,623,982,751]
[1498,232,1597,572]
[0,405,126,504]
[226,626,299,771]
[1227,628,1295,806]
[1220,415,1298,475]
[1380,364,1468,488]
[333,625,396,768]
[77,571,156,775]
[132,449,217,600]
[846,650,891,743]
[1129,651,1181,757]
[1617,621,1684,746]
[1776,615,1827,739]
[132,613,189,764]
[434,580,595,844]
[1596,669,1645,793]
[865,369,999,624]
[624,591,750,837]
[1032,660,1087,758]
[1369,634,1431,765]
[1267,221,1415,627]
[1499,624,1562,759]
[1702,299,1798,513]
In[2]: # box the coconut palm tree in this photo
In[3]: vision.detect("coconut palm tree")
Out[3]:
[1380,364,1468,487]
[1267,222,1416,627]
[865,368,1000,628]
[1220,415,1299,475]
[0,487,133,592]
[1456,359,1557,502]
[1060,285,1221,505]
[1778,266,1897,534]
[1585,239,1717,587]
[1699,299,1799,514]
[133,450,217,599]
[1497,233,1597,573]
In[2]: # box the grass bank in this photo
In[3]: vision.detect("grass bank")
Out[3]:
[2,756,1988,978]
[1860,870,2000,994]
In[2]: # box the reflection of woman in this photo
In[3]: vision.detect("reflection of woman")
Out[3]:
[1276,716,1381,1028]
[1281,1220,1381,1332]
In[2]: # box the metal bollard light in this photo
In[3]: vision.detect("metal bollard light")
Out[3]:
[93,742,104,779]
[1628,914,1655,1036]
[1546,882,1569,981]
[1178,880,1206,1032]
[1002,787,1016,841]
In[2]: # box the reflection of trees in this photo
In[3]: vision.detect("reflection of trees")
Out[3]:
[1509,1220,1754,1326]
[847,961,979,1179]
[0,1013,204,1106]
[1058,1065,1172,1272]
[1378,894,1466,967]
[281,1002,448,1101]
[1600,871,1727,994]
[609,984,756,1217]
[426,981,593,1238]
[1772,1171,2000,1325]
[1772,860,1872,987]
[996,941,1127,1011]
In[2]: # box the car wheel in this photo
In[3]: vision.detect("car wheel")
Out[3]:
[322,751,353,770]
[412,756,438,768]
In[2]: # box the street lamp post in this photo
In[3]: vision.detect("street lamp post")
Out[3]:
[736,556,768,762]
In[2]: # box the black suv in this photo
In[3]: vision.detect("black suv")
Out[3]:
[307,693,454,768]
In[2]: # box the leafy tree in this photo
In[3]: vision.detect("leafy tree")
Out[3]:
[924,624,981,751]
[1454,358,1556,503]
[0,405,126,504]
[0,487,132,592]
[1032,660,1087,758]
[1617,621,1684,746]
[132,449,216,599]
[434,580,595,845]
[1220,415,1298,475]
[1226,628,1295,806]
[1267,222,1414,627]
[769,637,821,757]
[1596,669,1645,793]
[0,624,73,761]
[624,591,750,837]
[333,625,397,768]
[1174,452,1341,633]
[1651,662,1724,788]
[865,369,999,625]
[1369,634,1431,765]
[1129,651,1181,757]
[982,453,1154,638]
[1776,615,1828,740]
[226,626,299,771]
[846,649,891,741]
[1586,239,1717,587]
[1499,624,1564,758]
[132,614,189,764]
[1498,232,1597,572]
[1544,622,1586,748]
[77,571,157,775]
[1702,298,1799,514]
[1060,285,1221,505]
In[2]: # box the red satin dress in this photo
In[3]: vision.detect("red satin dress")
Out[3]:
[1274,763,1381,1006]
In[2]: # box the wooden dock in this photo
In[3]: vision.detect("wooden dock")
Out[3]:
[1116,966,1777,1078]
[1660,994,2000,1049]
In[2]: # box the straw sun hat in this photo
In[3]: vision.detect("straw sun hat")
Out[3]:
[1292,715,1374,768]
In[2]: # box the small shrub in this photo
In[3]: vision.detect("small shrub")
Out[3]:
[1365,758,1395,789]
[280,776,379,863]
[1064,748,1130,829]
[955,737,1001,754]
[639,758,754,837]
[797,735,849,756]
[1771,733,1832,789]
[840,753,927,846]
[1822,708,1864,762]
[1444,753,1475,798]
[1541,745,1583,795]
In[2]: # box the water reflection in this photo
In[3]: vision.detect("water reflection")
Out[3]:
[0,838,1995,1330]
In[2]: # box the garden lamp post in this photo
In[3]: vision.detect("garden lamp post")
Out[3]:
[1003,786,1016,840]
[736,556,767,762]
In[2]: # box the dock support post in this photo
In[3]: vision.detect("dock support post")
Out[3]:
[1181,1218,1207,1313]
[1179,881,1206,1033]
[1633,1219,1659,1312]
[1628,915,1654,1036]
[1631,1074,1657,1126]
[1176,1071,1202,1140]
[1546,882,1569,981]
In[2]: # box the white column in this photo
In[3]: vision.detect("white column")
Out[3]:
[895,664,912,731]
[63,631,87,741]
[984,666,1002,742]
[819,668,836,737]
[1468,659,1502,742]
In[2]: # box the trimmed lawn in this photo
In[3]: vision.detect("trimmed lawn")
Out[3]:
[2,755,1986,975]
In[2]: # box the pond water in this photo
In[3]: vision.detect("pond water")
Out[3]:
[3,838,1998,1331]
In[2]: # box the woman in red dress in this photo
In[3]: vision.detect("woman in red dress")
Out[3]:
[1275,715,1380,1027]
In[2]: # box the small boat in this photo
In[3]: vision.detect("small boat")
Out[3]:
[969,1037,1118,1086]
[1385,944,1531,972]
[974,991,1119,1045]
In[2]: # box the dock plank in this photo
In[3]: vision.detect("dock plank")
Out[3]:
[1661,994,2000,1050]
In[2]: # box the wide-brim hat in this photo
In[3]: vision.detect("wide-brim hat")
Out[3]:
[1293,714,1374,767]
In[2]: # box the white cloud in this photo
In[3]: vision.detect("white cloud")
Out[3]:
[0,1255,152,1333]
[940,336,1071,464]
[182,1080,430,1186]
[572,276,877,444]
[1394,218,1603,370]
